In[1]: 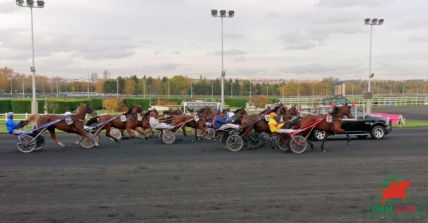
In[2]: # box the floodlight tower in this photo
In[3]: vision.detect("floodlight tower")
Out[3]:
[16,0,45,114]
[211,9,234,108]
[364,18,384,114]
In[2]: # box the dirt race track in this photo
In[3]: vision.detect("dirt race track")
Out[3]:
[1,128,428,223]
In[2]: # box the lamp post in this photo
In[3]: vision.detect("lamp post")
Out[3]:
[211,9,234,109]
[364,18,384,114]
[16,0,45,114]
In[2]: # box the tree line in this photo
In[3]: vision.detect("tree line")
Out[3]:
[1,67,427,97]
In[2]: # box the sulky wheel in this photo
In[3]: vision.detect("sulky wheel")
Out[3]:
[247,131,263,148]
[80,133,97,149]
[206,128,216,139]
[196,128,216,140]
[225,134,244,152]
[219,132,229,149]
[289,135,308,154]
[17,135,36,153]
[110,128,122,141]
[33,135,45,151]
[277,134,291,152]
[161,130,176,144]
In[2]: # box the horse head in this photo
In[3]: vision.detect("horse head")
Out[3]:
[331,105,353,119]
[78,103,97,118]
[287,105,300,118]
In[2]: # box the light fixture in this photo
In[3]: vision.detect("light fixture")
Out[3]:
[211,9,218,17]
[228,10,234,17]
[364,18,370,25]
[26,0,34,6]
[37,0,44,7]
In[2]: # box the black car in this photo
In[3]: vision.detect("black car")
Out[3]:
[312,115,392,140]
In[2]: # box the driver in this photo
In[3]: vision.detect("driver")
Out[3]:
[225,110,235,123]
[5,112,24,135]
[214,110,240,130]
[148,108,172,129]
[268,112,284,133]
[268,112,295,134]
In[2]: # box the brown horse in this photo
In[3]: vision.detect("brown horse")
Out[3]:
[147,109,207,140]
[97,105,143,141]
[21,104,98,147]
[163,108,183,116]
[175,106,213,140]
[298,105,353,152]
[240,104,292,139]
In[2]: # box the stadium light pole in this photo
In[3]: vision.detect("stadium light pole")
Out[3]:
[16,0,45,114]
[364,18,384,114]
[211,9,234,108]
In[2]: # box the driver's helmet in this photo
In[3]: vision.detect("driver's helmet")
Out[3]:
[269,112,277,118]
[227,111,235,118]
[64,111,72,117]
[7,112,13,118]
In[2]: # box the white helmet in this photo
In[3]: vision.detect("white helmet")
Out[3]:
[64,111,72,116]
[7,112,14,118]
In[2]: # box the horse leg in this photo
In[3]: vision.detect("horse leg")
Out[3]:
[321,132,329,152]
[105,125,119,142]
[74,127,98,147]
[49,128,66,148]
[308,139,315,150]
[125,128,136,139]
[336,128,350,145]
[194,128,199,141]
[182,126,187,137]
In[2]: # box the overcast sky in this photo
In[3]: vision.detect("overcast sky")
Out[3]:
[0,0,427,80]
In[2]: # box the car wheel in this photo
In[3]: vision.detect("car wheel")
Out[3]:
[313,129,327,141]
[370,126,385,139]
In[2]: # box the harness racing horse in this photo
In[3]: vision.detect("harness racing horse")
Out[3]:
[21,104,98,147]
[168,113,208,141]
[163,108,183,116]
[176,106,213,140]
[298,105,353,152]
[97,105,144,141]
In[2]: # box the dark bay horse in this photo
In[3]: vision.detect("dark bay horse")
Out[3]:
[177,106,213,140]
[171,114,208,141]
[22,104,98,147]
[97,105,144,141]
[298,105,353,152]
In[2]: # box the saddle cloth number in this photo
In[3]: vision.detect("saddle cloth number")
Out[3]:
[65,117,74,125]
[137,114,142,121]
[326,115,333,123]
[193,115,199,122]
[120,115,127,122]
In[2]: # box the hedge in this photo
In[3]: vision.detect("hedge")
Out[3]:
[0,99,12,113]
[90,98,103,110]
[9,99,45,113]
[122,98,152,109]
[45,99,91,113]
[225,98,247,108]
